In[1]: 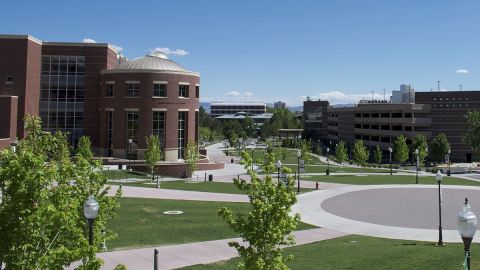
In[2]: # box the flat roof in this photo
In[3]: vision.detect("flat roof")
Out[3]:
[211,102,266,106]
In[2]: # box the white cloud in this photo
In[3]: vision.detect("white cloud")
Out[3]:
[225,91,241,97]
[243,91,253,97]
[110,44,123,53]
[151,47,189,56]
[456,69,469,74]
[303,90,390,105]
[82,38,97,43]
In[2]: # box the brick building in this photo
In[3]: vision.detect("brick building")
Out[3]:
[0,35,199,161]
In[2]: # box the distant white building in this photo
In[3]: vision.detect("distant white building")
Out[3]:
[210,102,267,117]
[274,101,286,109]
[390,84,415,103]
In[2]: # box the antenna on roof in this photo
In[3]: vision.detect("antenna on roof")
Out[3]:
[383,88,386,101]
[437,81,441,92]
[459,84,463,91]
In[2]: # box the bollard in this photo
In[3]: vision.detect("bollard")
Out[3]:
[316,181,319,190]
[154,248,159,270]
[205,172,207,182]
[101,229,107,251]
[156,176,160,189]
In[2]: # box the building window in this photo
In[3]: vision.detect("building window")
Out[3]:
[106,84,114,97]
[178,111,187,159]
[126,111,139,159]
[153,111,166,152]
[127,83,140,97]
[154,83,167,97]
[5,75,13,84]
[107,111,113,156]
[195,85,199,98]
[179,84,189,98]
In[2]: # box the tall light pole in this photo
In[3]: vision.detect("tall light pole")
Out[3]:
[415,148,419,184]
[425,146,429,173]
[128,138,133,171]
[436,170,444,246]
[297,149,301,193]
[457,198,477,270]
[275,160,282,184]
[326,147,330,176]
[83,195,99,246]
[388,147,393,176]
[447,149,451,176]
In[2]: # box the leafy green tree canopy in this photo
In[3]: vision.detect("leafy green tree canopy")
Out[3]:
[145,134,162,179]
[185,140,200,177]
[374,145,382,165]
[352,140,369,166]
[335,140,348,164]
[412,134,428,165]
[464,111,480,156]
[394,135,409,165]
[430,133,451,163]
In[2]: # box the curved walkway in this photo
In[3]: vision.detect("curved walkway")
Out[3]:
[108,185,249,203]
[293,184,480,243]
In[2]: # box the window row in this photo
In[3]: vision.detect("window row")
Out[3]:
[105,82,199,98]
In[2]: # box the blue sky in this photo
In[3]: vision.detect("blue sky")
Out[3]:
[3,0,480,105]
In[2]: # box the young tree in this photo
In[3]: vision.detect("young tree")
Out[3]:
[76,135,93,161]
[280,147,288,161]
[184,140,199,178]
[374,145,382,165]
[298,139,311,164]
[0,115,121,269]
[430,133,451,164]
[394,135,409,165]
[218,150,300,270]
[242,116,256,138]
[464,111,480,156]
[335,140,348,164]
[352,140,369,167]
[145,135,162,181]
[412,134,428,166]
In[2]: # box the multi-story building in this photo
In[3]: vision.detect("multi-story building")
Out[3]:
[210,102,266,117]
[416,91,480,162]
[390,84,415,104]
[274,101,286,109]
[303,99,329,143]
[0,35,199,161]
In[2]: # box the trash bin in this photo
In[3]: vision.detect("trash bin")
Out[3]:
[231,158,234,163]
[209,174,213,181]
[118,164,123,170]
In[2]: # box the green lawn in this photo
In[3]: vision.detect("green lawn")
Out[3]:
[286,164,393,174]
[228,148,325,165]
[181,235,479,270]
[108,198,317,250]
[303,174,480,186]
[101,170,149,180]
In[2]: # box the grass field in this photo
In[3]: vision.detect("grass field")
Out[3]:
[101,170,149,180]
[108,198,317,250]
[107,180,314,194]
[303,174,480,186]
[181,235,479,269]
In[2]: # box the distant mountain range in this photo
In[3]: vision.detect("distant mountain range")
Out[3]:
[200,102,303,113]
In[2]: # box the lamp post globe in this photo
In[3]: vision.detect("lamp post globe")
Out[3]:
[447,149,452,176]
[435,170,444,246]
[388,147,393,175]
[84,195,100,246]
[275,160,282,183]
[425,147,429,172]
[128,138,133,171]
[415,148,419,184]
[457,198,477,270]
[326,147,330,176]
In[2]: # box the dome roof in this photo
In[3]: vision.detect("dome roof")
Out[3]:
[104,51,198,75]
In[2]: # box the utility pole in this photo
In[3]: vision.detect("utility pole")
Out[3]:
[383,88,386,101]
[459,84,463,91]
[437,81,441,92]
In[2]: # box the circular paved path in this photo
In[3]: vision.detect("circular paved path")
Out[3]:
[293,185,480,243]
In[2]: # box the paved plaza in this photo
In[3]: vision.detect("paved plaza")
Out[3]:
[294,184,480,243]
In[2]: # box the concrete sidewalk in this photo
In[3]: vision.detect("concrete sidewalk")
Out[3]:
[108,185,249,203]
[89,228,347,270]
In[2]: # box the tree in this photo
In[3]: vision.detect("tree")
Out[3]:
[298,139,311,164]
[464,111,480,157]
[145,134,162,181]
[374,145,382,165]
[242,116,256,138]
[335,140,348,164]
[77,135,93,161]
[431,133,451,164]
[412,134,428,166]
[352,140,369,166]
[394,135,409,165]
[280,147,288,161]
[0,115,121,269]
[184,140,199,178]
[218,150,300,270]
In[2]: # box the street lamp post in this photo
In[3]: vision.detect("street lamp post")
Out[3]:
[425,147,429,173]
[128,138,133,171]
[388,147,393,176]
[415,148,419,184]
[326,147,330,176]
[83,195,100,246]
[436,170,444,246]
[297,149,301,193]
[448,149,451,176]
[457,198,477,270]
[275,160,282,184]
